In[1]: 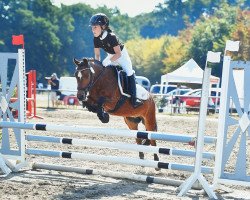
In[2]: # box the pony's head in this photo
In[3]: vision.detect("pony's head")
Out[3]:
[73,58,96,101]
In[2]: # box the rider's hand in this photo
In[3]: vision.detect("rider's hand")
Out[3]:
[102,58,111,67]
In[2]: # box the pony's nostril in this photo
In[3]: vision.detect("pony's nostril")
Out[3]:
[77,95,83,100]
[77,93,86,101]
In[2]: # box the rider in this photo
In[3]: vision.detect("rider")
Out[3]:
[89,13,142,108]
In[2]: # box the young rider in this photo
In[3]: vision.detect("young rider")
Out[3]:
[89,13,142,108]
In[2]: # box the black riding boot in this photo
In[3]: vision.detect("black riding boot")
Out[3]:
[128,74,142,108]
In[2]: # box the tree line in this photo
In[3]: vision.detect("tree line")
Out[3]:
[0,0,249,84]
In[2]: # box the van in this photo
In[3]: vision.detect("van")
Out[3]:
[59,77,77,96]
[150,84,177,95]
[135,76,151,91]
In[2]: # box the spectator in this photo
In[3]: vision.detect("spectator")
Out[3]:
[174,83,181,113]
[47,73,60,107]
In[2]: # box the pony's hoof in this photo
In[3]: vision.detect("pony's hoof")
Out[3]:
[154,154,159,161]
[188,141,196,147]
[98,112,109,123]
[154,154,160,171]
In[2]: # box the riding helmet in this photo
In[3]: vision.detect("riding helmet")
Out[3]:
[89,13,109,26]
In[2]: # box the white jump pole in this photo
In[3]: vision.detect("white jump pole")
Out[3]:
[26,148,213,174]
[26,135,215,160]
[32,162,202,189]
[178,51,221,199]
[0,154,11,176]
[0,121,217,144]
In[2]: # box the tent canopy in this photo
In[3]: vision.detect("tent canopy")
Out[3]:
[161,59,220,85]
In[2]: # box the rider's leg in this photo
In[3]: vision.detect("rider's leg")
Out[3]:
[116,47,142,108]
[127,74,142,108]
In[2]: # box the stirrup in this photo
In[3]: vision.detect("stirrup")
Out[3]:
[132,99,143,108]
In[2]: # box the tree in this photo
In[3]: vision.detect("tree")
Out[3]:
[162,36,189,74]
[187,4,238,77]
[212,10,250,62]
[126,36,167,83]
[0,0,248,83]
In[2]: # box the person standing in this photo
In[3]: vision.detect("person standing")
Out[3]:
[89,13,142,108]
[47,73,60,107]
[174,83,181,113]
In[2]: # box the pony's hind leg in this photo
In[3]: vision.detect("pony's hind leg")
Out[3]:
[140,118,151,146]
[124,117,144,159]
[143,104,160,170]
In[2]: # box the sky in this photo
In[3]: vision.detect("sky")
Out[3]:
[51,0,165,17]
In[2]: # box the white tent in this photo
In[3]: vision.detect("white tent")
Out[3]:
[161,58,220,86]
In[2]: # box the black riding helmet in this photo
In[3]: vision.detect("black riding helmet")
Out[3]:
[89,13,109,27]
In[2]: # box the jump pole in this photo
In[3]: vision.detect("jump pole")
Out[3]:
[0,154,11,176]
[26,148,213,174]
[26,135,215,160]
[0,121,217,144]
[178,51,221,199]
[26,70,43,119]
[32,162,202,190]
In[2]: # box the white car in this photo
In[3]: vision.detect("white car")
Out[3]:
[166,88,193,97]
[150,84,178,95]
[135,76,150,91]
[164,88,193,103]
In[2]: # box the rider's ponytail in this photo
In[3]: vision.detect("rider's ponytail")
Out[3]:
[105,26,112,33]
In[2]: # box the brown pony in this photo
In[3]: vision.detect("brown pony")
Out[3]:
[73,58,159,163]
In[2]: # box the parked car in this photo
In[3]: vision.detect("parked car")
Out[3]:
[180,88,221,114]
[179,89,201,102]
[179,89,221,104]
[135,76,151,91]
[165,88,193,103]
[150,84,177,95]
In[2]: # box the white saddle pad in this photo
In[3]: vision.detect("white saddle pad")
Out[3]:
[136,84,150,100]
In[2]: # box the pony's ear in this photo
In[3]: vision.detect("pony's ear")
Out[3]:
[73,58,81,66]
[82,58,88,65]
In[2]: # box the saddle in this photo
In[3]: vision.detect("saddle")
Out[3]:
[111,65,129,95]
[111,66,149,100]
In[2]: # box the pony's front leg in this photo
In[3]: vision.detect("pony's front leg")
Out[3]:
[97,97,109,123]
[83,100,98,113]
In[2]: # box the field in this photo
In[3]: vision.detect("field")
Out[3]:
[1,107,250,200]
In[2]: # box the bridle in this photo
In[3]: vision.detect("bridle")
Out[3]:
[75,60,105,94]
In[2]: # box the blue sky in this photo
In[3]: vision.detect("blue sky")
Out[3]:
[51,0,165,17]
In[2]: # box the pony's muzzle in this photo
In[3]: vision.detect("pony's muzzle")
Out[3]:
[77,90,86,101]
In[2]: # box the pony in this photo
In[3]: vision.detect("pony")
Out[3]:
[73,58,159,164]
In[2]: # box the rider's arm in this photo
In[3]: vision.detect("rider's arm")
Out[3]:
[94,48,101,61]
[110,45,121,62]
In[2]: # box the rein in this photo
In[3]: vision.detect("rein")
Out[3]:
[76,61,106,93]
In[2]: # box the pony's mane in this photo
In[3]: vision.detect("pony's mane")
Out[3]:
[93,59,102,66]
[82,57,103,67]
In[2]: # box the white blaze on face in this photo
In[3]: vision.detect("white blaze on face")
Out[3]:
[90,67,95,74]
[78,71,82,79]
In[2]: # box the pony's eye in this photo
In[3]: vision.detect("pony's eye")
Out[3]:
[78,71,82,79]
